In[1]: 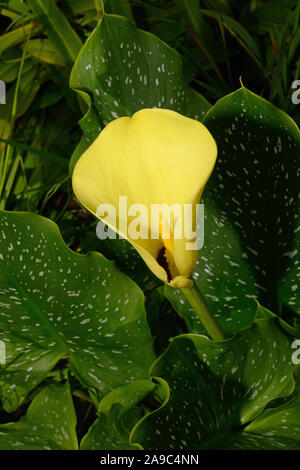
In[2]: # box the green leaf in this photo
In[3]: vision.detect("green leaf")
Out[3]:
[145,287,186,356]
[176,0,203,35]
[23,39,66,67]
[71,224,162,294]
[0,23,40,57]
[1,0,30,17]
[65,0,96,15]
[70,13,210,142]
[242,6,292,34]
[0,210,154,412]
[46,64,79,113]
[132,318,298,450]
[0,137,68,167]
[0,381,78,450]
[102,0,135,24]
[28,0,82,65]
[80,380,155,450]
[166,86,300,335]
[200,9,261,61]
[69,134,92,175]
[0,54,34,83]
[95,236,161,293]
[32,82,64,109]
[175,0,224,64]
[243,396,300,448]
[0,64,43,144]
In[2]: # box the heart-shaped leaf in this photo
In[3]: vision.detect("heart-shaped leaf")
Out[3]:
[166,86,300,335]
[0,381,78,450]
[70,13,210,143]
[0,210,154,412]
[131,318,298,450]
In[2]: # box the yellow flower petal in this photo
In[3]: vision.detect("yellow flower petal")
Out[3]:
[72,108,217,285]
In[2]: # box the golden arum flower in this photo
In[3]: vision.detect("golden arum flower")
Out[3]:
[72,108,217,289]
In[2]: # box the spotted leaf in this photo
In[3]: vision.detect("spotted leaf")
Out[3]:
[0,210,154,412]
[0,381,78,450]
[131,318,298,450]
[241,395,300,449]
[70,13,210,143]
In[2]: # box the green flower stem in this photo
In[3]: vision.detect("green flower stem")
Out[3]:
[180,283,228,341]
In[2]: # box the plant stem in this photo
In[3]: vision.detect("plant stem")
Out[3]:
[180,283,227,341]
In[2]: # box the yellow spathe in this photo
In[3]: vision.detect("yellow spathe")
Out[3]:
[72,108,217,288]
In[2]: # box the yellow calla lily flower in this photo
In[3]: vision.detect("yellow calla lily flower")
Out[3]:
[72,108,217,288]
